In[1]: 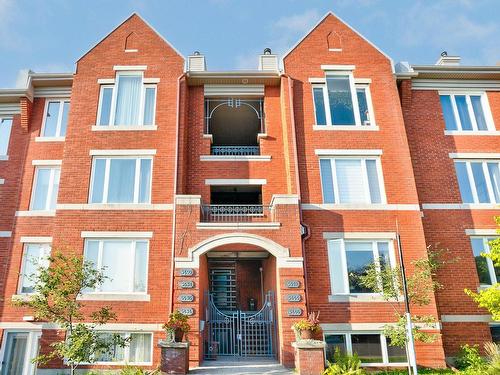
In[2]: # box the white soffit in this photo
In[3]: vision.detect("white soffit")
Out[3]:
[204,84,265,96]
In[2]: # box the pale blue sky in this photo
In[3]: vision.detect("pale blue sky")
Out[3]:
[0,0,499,88]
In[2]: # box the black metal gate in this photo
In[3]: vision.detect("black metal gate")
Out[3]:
[204,291,277,359]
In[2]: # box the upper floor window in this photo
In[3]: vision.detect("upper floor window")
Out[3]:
[97,72,157,127]
[30,167,60,211]
[320,157,385,204]
[440,93,494,132]
[93,332,152,364]
[84,239,148,293]
[455,160,500,203]
[41,99,69,137]
[470,237,499,286]
[0,118,13,156]
[18,243,51,294]
[327,239,394,295]
[313,74,374,127]
[89,157,152,204]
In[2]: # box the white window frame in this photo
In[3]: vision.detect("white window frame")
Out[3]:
[323,331,407,367]
[29,166,60,211]
[17,243,51,295]
[319,157,387,204]
[439,91,495,132]
[88,156,153,204]
[471,236,499,286]
[312,71,375,127]
[85,331,153,366]
[40,98,70,137]
[83,238,149,294]
[454,160,500,204]
[0,117,13,157]
[96,71,157,127]
[0,330,42,375]
[327,239,396,296]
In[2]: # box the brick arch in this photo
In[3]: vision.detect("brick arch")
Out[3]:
[175,232,303,268]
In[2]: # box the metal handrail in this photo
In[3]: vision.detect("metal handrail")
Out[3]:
[201,204,274,222]
[211,145,260,156]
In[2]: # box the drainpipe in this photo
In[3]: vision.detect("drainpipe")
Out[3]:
[169,72,187,315]
[284,74,310,311]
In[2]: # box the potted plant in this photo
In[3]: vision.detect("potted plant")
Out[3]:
[292,311,320,340]
[162,310,190,342]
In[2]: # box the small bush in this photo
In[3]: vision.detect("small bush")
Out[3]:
[455,344,486,371]
[323,347,366,375]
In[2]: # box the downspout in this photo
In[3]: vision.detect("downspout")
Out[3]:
[285,74,311,310]
[169,72,187,315]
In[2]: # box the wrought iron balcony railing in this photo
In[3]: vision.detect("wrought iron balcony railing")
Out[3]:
[201,204,274,223]
[211,145,260,156]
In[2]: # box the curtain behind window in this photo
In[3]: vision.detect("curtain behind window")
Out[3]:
[114,75,142,125]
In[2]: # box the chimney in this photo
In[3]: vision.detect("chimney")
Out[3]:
[188,51,206,72]
[259,48,279,71]
[436,51,461,66]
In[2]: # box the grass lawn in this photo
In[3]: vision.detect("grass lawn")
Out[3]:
[376,369,456,374]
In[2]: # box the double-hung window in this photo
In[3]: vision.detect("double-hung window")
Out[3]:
[84,239,148,294]
[30,167,60,211]
[324,332,406,365]
[440,93,494,132]
[327,239,394,295]
[97,72,157,127]
[89,157,152,204]
[455,160,500,204]
[0,118,13,157]
[470,237,499,286]
[93,332,152,364]
[41,99,70,137]
[18,243,51,294]
[320,157,385,204]
[312,73,375,127]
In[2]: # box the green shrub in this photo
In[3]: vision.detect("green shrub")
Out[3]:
[484,342,500,375]
[323,347,366,375]
[455,344,486,371]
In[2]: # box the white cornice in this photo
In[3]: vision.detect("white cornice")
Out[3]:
[315,149,383,156]
[89,149,156,156]
[449,152,500,159]
[81,231,153,238]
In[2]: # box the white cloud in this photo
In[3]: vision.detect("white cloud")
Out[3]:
[274,9,322,34]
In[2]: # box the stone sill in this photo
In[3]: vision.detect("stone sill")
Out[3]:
[200,155,271,161]
[35,136,65,142]
[292,340,326,349]
[313,125,379,131]
[77,293,150,301]
[91,125,158,131]
[328,294,400,302]
[444,130,500,136]
[158,340,190,348]
[196,222,281,230]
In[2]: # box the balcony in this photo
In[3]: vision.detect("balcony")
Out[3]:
[201,204,275,222]
[205,98,264,156]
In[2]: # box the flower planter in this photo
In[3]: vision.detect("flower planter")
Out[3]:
[175,328,184,342]
[300,329,313,340]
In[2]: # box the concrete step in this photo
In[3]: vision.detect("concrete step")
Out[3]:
[190,358,294,375]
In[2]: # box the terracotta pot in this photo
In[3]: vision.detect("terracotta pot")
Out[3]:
[300,329,313,339]
[175,328,184,342]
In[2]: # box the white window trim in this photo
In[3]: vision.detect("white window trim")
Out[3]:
[0,117,13,157]
[327,238,396,297]
[0,178,5,184]
[312,71,375,128]
[81,231,153,239]
[40,98,69,138]
[89,149,156,156]
[113,65,147,71]
[450,153,500,159]
[17,243,51,295]
[323,331,407,367]
[89,156,153,204]
[29,167,60,211]
[439,91,495,132]
[0,330,42,375]
[319,157,387,204]
[83,238,149,295]
[96,71,157,127]
[32,159,62,166]
[453,159,500,204]
[315,149,383,156]
[471,236,499,286]
[205,179,267,185]
[20,237,52,243]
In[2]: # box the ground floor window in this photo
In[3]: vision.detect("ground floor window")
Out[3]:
[491,325,500,344]
[324,332,407,365]
[93,332,152,365]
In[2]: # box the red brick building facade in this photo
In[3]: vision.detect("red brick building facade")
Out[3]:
[0,12,498,373]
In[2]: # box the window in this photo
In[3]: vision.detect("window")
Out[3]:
[320,158,385,204]
[455,160,500,203]
[312,74,374,127]
[89,157,152,204]
[324,333,406,365]
[97,72,156,127]
[440,93,494,132]
[41,100,69,137]
[491,325,500,344]
[30,167,60,211]
[18,243,51,294]
[84,239,148,293]
[470,237,500,286]
[0,118,13,156]
[327,239,394,295]
[93,332,152,364]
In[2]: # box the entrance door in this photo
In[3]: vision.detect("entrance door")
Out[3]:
[1,332,29,375]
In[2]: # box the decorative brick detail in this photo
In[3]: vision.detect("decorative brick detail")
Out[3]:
[292,341,326,375]
[20,96,33,132]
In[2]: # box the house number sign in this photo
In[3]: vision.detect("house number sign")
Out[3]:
[179,280,194,289]
[178,294,194,302]
[285,280,300,288]
[286,294,302,302]
[179,268,194,276]
[287,307,303,316]
[177,307,194,316]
